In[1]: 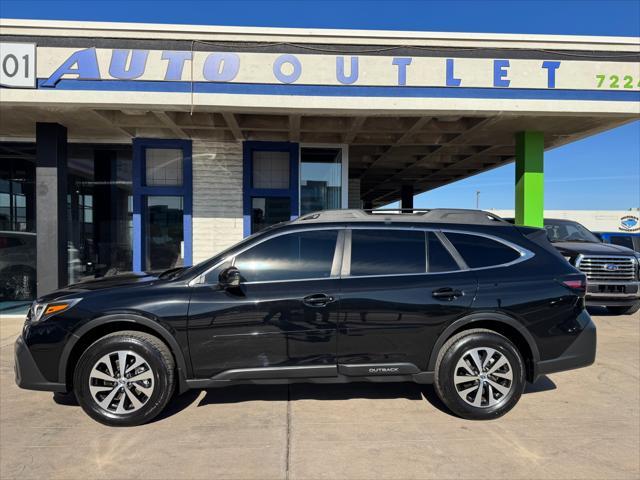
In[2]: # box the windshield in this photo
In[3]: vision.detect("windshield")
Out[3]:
[544,220,601,243]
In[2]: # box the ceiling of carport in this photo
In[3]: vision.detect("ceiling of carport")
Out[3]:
[0,105,634,207]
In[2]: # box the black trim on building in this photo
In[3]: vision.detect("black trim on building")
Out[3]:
[1,34,638,62]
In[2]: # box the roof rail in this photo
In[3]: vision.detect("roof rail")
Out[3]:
[362,208,432,214]
[294,208,509,225]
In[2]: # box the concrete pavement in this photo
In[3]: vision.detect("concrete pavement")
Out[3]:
[1,308,638,480]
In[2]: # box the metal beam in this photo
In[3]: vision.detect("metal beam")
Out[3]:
[358,117,431,178]
[90,110,134,138]
[344,117,366,144]
[289,114,301,142]
[222,112,244,141]
[153,111,189,139]
[369,146,502,204]
[363,117,501,201]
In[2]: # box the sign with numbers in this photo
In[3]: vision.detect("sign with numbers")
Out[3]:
[0,43,36,88]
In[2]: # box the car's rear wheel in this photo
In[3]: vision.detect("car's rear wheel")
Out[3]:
[434,328,525,420]
[606,302,640,316]
[73,331,175,426]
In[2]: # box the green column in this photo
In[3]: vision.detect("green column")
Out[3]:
[515,131,544,227]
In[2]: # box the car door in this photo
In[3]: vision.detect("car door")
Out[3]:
[188,228,343,379]
[337,228,477,376]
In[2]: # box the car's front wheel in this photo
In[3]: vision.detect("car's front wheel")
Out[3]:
[73,331,175,426]
[434,328,525,420]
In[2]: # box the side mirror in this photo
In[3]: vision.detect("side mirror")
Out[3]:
[218,266,241,289]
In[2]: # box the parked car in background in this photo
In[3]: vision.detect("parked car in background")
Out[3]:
[15,209,596,426]
[0,231,36,301]
[543,219,640,315]
[596,232,640,253]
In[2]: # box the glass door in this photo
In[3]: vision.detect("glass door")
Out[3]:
[133,139,192,272]
[243,142,299,236]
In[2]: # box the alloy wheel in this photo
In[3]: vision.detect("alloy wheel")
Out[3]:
[88,350,155,414]
[453,347,513,408]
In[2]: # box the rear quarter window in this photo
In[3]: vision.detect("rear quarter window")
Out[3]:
[445,232,521,269]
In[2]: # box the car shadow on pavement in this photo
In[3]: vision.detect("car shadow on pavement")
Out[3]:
[52,391,79,406]
[51,375,557,422]
[587,306,612,316]
[524,375,557,394]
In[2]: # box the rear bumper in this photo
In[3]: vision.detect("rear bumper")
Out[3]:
[14,335,67,393]
[536,313,597,378]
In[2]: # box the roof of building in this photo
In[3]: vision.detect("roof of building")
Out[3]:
[292,208,509,226]
[2,18,638,50]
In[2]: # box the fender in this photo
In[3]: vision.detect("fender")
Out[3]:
[58,314,190,394]
[426,311,541,372]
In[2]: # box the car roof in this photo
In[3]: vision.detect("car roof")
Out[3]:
[291,209,510,226]
[544,218,582,223]
[597,231,640,237]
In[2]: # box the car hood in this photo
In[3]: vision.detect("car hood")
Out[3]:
[36,272,161,303]
[552,241,637,257]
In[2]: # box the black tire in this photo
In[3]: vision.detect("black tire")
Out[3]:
[607,303,640,316]
[434,328,525,420]
[73,331,175,427]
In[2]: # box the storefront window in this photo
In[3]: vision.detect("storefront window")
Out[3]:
[67,145,133,284]
[300,147,342,215]
[252,151,290,189]
[145,148,183,186]
[0,143,36,305]
[145,196,184,271]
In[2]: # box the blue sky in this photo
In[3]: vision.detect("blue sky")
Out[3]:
[2,0,639,210]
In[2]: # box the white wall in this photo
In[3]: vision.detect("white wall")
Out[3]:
[192,140,244,263]
[489,209,640,232]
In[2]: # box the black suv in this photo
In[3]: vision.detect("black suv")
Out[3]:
[543,219,640,315]
[15,209,596,426]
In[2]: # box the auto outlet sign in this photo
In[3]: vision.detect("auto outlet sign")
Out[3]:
[2,43,640,94]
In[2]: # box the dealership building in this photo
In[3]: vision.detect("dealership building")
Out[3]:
[0,19,639,304]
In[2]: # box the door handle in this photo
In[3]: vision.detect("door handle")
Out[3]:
[432,287,463,301]
[303,294,334,307]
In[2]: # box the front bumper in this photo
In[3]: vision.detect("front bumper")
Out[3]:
[14,335,67,392]
[585,282,639,306]
[536,312,597,377]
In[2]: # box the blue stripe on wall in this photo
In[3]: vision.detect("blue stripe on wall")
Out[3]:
[35,79,640,102]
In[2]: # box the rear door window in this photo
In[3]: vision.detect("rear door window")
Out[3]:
[445,232,521,269]
[349,229,425,276]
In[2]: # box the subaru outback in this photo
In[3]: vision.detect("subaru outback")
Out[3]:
[15,209,596,426]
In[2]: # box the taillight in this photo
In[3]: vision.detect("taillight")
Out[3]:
[560,275,587,295]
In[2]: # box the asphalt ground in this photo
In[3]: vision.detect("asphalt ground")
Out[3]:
[1,307,638,480]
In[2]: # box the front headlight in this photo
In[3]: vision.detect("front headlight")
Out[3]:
[31,299,82,323]
[563,255,573,265]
